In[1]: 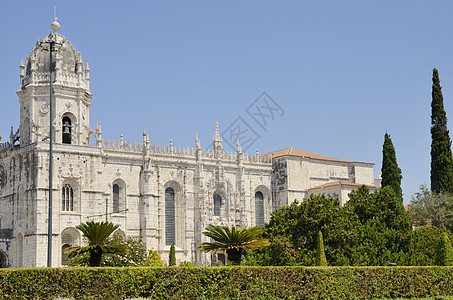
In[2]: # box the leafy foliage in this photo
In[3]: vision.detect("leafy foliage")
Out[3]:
[103,235,148,267]
[435,232,453,266]
[68,233,148,267]
[347,186,412,264]
[430,68,453,194]
[381,133,403,199]
[3,267,453,299]
[249,187,412,266]
[409,185,453,229]
[316,231,327,266]
[197,224,270,265]
[66,221,127,267]
[406,226,443,266]
[248,194,362,266]
[169,243,176,266]
[146,250,164,267]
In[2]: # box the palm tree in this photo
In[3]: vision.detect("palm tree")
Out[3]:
[66,221,127,267]
[197,224,270,265]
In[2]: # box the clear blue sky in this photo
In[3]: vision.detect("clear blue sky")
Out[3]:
[1,1,453,204]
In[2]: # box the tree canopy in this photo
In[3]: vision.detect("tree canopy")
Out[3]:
[197,225,270,265]
[381,133,403,199]
[66,221,127,267]
[409,185,453,229]
[430,68,453,194]
[247,187,412,266]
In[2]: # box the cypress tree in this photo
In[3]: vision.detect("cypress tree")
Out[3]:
[381,133,403,199]
[431,68,453,194]
[315,231,327,266]
[169,243,176,266]
[434,232,453,266]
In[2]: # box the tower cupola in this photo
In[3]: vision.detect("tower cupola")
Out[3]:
[16,18,93,146]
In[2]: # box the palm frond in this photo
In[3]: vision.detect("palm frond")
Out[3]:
[197,224,270,253]
[76,221,119,245]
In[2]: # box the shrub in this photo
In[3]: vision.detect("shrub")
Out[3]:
[316,231,327,266]
[68,235,148,267]
[1,266,453,299]
[435,232,453,265]
[146,250,164,267]
[169,243,176,266]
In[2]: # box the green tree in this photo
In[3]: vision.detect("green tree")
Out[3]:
[197,225,270,265]
[248,194,363,266]
[408,185,453,229]
[381,133,403,199]
[430,68,453,194]
[346,186,412,265]
[169,243,176,266]
[406,226,443,266]
[435,231,453,266]
[146,249,164,267]
[316,231,327,266]
[68,234,148,267]
[66,221,127,267]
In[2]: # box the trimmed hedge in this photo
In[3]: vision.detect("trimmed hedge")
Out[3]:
[0,266,453,299]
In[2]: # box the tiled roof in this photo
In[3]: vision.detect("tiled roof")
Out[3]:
[263,148,351,163]
[309,181,380,190]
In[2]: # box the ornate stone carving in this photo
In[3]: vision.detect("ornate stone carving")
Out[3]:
[40,103,49,115]
[0,165,5,194]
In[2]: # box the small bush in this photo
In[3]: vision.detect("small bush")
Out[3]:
[169,243,176,266]
[146,250,164,267]
[435,232,453,265]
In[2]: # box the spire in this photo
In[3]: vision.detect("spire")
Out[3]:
[236,137,242,153]
[213,121,222,142]
[85,59,90,81]
[95,121,102,147]
[19,59,25,77]
[195,132,201,149]
[213,121,222,159]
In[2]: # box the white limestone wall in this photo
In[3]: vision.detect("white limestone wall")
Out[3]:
[353,163,375,185]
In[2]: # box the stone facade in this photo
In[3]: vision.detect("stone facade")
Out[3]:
[0,20,379,268]
[266,148,380,207]
[0,25,272,268]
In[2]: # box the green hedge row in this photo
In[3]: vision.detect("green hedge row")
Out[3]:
[0,266,453,299]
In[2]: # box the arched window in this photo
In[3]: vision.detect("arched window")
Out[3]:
[165,188,175,245]
[61,228,80,266]
[213,194,222,217]
[0,251,7,268]
[0,165,5,195]
[111,180,126,214]
[62,183,74,211]
[61,244,70,265]
[62,116,72,144]
[113,184,120,213]
[255,191,264,227]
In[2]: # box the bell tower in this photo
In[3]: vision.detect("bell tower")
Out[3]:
[16,18,93,146]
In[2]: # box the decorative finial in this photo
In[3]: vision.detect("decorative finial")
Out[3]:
[236,138,242,153]
[214,121,221,141]
[195,133,201,148]
[51,8,60,33]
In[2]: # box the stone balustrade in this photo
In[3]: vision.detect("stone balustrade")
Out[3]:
[101,137,271,163]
